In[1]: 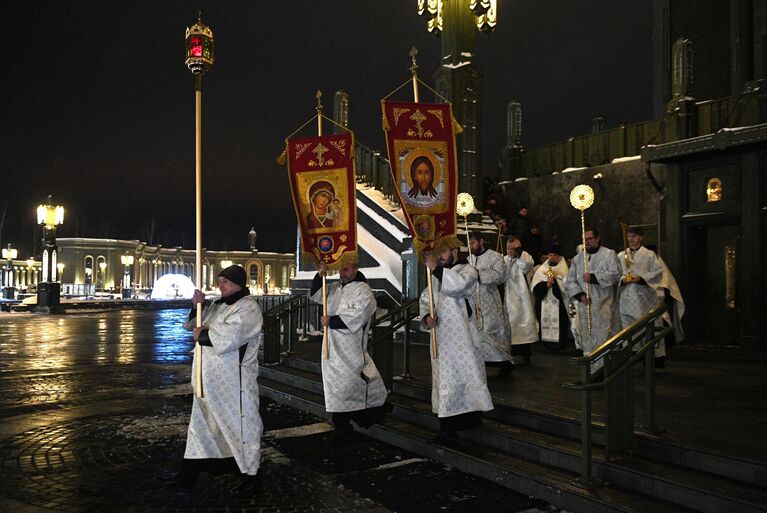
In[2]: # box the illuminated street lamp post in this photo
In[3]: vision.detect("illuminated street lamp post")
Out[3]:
[2,244,18,299]
[36,196,64,309]
[415,0,498,197]
[121,254,134,299]
[186,14,214,398]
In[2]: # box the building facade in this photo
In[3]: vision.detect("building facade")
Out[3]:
[56,238,295,296]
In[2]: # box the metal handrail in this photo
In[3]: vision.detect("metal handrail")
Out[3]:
[369,297,420,383]
[562,301,670,489]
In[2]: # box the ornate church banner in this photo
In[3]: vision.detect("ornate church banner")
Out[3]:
[285,133,358,269]
[381,101,460,258]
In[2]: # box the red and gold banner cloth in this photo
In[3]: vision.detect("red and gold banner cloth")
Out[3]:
[285,133,358,269]
[381,100,460,258]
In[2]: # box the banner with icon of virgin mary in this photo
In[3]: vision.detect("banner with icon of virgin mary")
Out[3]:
[381,100,461,258]
[285,133,358,269]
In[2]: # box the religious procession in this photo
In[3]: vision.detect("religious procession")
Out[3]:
[172,39,686,496]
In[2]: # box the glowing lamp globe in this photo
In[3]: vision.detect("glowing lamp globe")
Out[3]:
[2,247,17,260]
[37,203,65,228]
[456,192,475,217]
[185,16,214,75]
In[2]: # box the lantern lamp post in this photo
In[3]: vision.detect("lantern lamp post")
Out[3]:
[36,196,64,309]
[121,254,134,298]
[25,258,35,292]
[186,13,214,398]
[2,244,18,299]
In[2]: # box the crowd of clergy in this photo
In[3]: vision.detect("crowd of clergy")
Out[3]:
[173,219,684,491]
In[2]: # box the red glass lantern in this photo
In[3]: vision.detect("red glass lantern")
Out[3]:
[185,15,214,75]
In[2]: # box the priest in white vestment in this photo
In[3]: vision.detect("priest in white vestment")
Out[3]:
[469,232,514,377]
[566,229,621,359]
[504,236,540,364]
[618,227,683,366]
[420,239,494,444]
[181,265,263,492]
[310,261,387,440]
[531,241,571,351]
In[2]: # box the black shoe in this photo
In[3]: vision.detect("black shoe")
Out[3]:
[655,356,666,369]
[498,361,515,378]
[162,468,198,491]
[331,426,354,443]
[231,474,261,493]
[433,430,460,446]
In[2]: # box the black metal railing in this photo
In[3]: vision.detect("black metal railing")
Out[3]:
[562,302,672,489]
[369,298,420,388]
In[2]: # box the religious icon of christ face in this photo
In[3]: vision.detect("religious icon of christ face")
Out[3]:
[408,156,438,199]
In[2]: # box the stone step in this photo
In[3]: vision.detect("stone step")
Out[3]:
[258,375,696,513]
[392,379,767,487]
[390,393,767,513]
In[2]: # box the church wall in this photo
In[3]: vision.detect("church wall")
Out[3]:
[499,159,664,260]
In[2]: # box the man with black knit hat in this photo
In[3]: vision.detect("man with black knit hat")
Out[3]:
[179,264,264,493]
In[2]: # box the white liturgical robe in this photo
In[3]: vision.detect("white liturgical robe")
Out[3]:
[618,245,664,356]
[183,294,263,476]
[472,249,513,362]
[566,246,621,356]
[420,262,494,418]
[310,274,387,413]
[504,251,540,345]
[530,258,570,344]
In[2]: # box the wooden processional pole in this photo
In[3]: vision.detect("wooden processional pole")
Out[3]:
[410,47,438,359]
[194,73,204,398]
[316,90,330,360]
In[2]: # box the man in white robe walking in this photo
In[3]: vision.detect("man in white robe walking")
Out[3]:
[469,232,514,377]
[504,236,539,364]
[566,229,621,358]
[181,265,263,492]
[310,261,387,440]
[617,226,666,365]
[421,239,494,444]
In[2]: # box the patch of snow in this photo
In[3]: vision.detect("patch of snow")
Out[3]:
[561,167,588,173]
[264,422,333,440]
[611,155,640,163]
[442,61,472,69]
[357,198,409,241]
[117,410,189,442]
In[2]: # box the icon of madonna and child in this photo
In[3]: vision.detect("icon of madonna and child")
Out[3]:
[398,148,446,211]
[306,180,344,230]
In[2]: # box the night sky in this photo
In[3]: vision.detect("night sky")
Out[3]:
[4,1,653,257]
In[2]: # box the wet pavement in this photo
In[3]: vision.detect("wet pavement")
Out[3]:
[0,310,563,513]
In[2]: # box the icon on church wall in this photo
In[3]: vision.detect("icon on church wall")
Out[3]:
[706,177,722,203]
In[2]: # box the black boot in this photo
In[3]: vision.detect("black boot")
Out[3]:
[231,473,261,493]
[498,360,515,378]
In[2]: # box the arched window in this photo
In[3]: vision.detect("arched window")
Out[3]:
[96,256,106,290]
[84,256,94,286]
[264,265,272,287]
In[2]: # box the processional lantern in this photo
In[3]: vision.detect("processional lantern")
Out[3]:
[185,15,214,75]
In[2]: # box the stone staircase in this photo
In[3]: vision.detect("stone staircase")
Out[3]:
[258,352,767,513]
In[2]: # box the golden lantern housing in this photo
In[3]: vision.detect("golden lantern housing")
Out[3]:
[185,15,214,75]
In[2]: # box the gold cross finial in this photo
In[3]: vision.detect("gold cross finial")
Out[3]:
[315,90,323,113]
[409,46,419,75]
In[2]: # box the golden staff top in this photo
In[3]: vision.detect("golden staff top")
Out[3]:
[569,184,594,336]
[457,192,484,330]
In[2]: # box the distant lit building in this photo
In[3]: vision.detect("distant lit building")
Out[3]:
[56,238,295,295]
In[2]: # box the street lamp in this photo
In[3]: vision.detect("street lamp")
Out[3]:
[121,254,134,299]
[416,0,497,34]
[2,244,18,299]
[98,261,107,292]
[36,196,64,309]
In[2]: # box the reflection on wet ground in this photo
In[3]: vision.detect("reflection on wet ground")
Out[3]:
[0,309,193,416]
[0,309,193,372]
